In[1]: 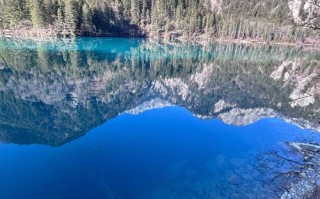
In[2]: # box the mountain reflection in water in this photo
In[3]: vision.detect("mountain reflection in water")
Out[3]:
[0,38,318,145]
[0,38,319,199]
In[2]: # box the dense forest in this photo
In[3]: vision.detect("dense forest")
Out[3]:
[0,0,319,41]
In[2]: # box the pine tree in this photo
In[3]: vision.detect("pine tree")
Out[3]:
[57,7,64,23]
[175,4,183,30]
[141,0,147,26]
[64,0,78,33]
[130,0,140,25]
[29,0,45,27]
[123,0,130,19]
[81,3,92,32]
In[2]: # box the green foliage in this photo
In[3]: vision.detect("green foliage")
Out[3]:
[0,0,29,28]
[0,0,318,40]
[0,0,216,35]
[29,0,45,27]
[130,0,140,25]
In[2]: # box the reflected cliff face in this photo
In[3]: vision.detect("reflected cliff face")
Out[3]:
[0,38,319,146]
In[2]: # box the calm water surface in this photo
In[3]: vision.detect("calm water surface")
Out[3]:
[0,38,319,199]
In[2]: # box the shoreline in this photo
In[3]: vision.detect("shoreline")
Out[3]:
[1,29,320,49]
[213,38,320,49]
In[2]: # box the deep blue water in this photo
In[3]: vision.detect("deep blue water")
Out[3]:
[0,37,319,198]
[0,107,319,199]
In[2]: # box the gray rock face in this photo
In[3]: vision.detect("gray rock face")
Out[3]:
[125,98,173,115]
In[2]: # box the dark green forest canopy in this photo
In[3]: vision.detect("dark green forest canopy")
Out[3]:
[0,0,217,35]
[0,0,319,40]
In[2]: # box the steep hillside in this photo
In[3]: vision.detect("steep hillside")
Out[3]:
[0,0,319,43]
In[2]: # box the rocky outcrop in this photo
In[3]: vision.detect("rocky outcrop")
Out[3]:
[288,0,320,30]
[270,58,320,108]
[126,98,173,115]
[217,108,277,126]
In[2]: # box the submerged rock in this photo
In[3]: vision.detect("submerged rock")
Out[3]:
[281,142,320,199]
[226,174,242,185]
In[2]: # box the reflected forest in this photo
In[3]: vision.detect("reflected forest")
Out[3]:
[0,38,319,145]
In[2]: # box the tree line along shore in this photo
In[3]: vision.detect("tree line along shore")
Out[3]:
[0,0,319,44]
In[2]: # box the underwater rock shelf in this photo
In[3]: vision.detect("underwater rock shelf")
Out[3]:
[281,142,320,199]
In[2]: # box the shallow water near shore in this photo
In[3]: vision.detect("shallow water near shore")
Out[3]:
[0,37,319,199]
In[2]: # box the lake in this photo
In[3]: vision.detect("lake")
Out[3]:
[0,38,319,199]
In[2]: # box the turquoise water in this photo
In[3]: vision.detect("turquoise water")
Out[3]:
[0,38,319,199]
